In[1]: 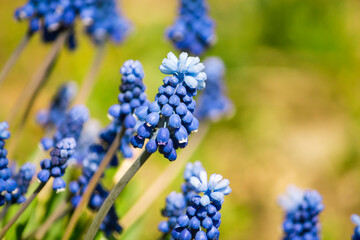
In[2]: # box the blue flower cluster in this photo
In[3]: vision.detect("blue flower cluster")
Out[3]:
[159,162,204,235]
[8,162,36,204]
[182,161,204,203]
[69,145,122,237]
[102,59,149,159]
[36,82,77,129]
[158,192,187,234]
[0,122,17,206]
[14,0,131,48]
[131,52,206,161]
[278,186,324,240]
[195,57,233,121]
[41,105,89,151]
[82,0,131,45]
[37,138,76,192]
[171,170,231,240]
[167,0,216,55]
[352,214,360,240]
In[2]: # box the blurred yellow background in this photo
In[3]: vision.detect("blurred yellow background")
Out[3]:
[1,0,360,239]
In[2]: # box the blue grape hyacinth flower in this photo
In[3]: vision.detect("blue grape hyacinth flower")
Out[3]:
[131,52,206,161]
[14,0,82,49]
[7,162,36,204]
[36,82,77,129]
[195,57,234,122]
[37,137,76,192]
[81,0,131,45]
[167,0,216,55]
[278,186,324,240]
[41,105,89,151]
[171,170,231,240]
[101,59,149,159]
[159,161,205,235]
[351,214,360,240]
[0,122,18,206]
[159,191,187,234]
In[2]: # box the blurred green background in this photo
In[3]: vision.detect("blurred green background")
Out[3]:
[1,0,360,239]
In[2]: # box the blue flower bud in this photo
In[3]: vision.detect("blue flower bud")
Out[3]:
[161,139,174,154]
[131,136,145,148]
[180,228,192,240]
[176,103,188,116]
[135,106,149,120]
[149,102,161,113]
[202,216,213,229]
[53,177,66,192]
[145,139,158,153]
[108,104,121,119]
[207,226,219,239]
[161,104,173,117]
[124,115,136,129]
[51,167,62,177]
[189,216,201,229]
[156,128,170,145]
[37,170,50,183]
[169,114,181,129]
[146,112,160,127]
[174,126,188,144]
[177,214,190,227]
[158,95,168,105]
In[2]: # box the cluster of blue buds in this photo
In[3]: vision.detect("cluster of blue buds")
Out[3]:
[182,161,204,203]
[0,122,18,206]
[278,186,324,240]
[36,82,77,129]
[131,52,206,161]
[41,105,89,151]
[159,192,187,234]
[69,145,122,237]
[82,0,131,45]
[103,59,149,159]
[14,0,82,48]
[352,214,360,240]
[8,162,36,204]
[195,57,233,122]
[167,0,216,55]
[171,170,231,240]
[37,138,76,192]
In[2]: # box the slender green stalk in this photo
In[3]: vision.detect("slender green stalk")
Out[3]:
[5,31,67,161]
[74,44,106,105]
[0,32,32,87]
[85,150,152,240]
[32,202,71,240]
[62,127,126,240]
[121,123,209,230]
[0,181,47,238]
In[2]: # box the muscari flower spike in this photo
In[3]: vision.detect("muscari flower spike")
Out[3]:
[195,57,234,122]
[171,169,231,240]
[131,52,206,161]
[159,162,204,235]
[352,214,360,240]
[167,0,216,55]
[81,0,131,45]
[41,104,89,150]
[37,137,76,192]
[0,122,19,206]
[14,0,85,49]
[278,186,324,240]
[102,59,149,160]
[36,82,77,129]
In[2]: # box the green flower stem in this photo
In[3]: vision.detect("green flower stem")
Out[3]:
[0,181,47,239]
[121,122,209,230]
[62,127,126,240]
[6,30,68,161]
[74,44,106,105]
[85,149,152,240]
[0,31,32,87]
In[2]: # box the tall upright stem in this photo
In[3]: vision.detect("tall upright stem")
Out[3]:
[84,150,152,240]
[0,181,47,239]
[0,32,32,87]
[5,31,67,160]
[121,123,209,230]
[6,30,67,124]
[74,44,106,105]
[62,127,126,240]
